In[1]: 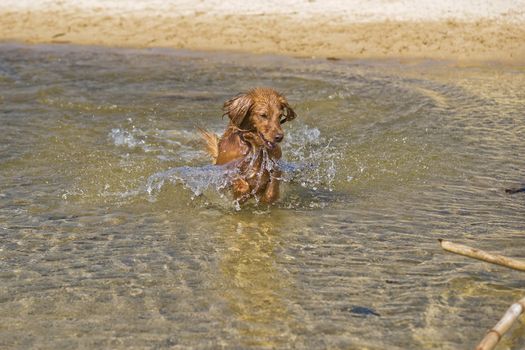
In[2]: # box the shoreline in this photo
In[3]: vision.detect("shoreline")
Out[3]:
[1,2,524,64]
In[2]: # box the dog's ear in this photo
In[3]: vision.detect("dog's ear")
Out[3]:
[223,93,254,127]
[280,101,296,124]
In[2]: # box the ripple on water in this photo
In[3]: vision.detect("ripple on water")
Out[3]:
[0,44,524,350]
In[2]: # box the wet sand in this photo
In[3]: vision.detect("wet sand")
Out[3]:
[0,1,524,64]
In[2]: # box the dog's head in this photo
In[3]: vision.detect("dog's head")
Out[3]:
[223,87,296,150]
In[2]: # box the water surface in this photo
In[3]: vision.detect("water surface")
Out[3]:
[0,44,524,349]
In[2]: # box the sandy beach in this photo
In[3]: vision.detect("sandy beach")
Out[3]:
[1,0,524,63]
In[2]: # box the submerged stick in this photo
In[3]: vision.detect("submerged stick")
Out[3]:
[505,187,525,194]
[438,239,525,272]
[475,297,525,350]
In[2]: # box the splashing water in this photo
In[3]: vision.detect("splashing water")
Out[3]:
[142,124,341,208]
[110,127,148,149]
[146,164,235,200]
[281,125,340,191]
[109,124,207,162]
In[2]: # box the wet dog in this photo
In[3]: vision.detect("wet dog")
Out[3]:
[200,88,296,204]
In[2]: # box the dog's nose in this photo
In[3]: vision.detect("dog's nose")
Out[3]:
[274,133,284,143]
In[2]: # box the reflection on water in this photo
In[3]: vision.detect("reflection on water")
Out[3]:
[218,219,296,348]
[0,44,524,349]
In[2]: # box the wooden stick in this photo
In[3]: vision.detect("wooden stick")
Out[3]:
[475,297,525,350]
[438,239,525,272]
[439,240,525,349]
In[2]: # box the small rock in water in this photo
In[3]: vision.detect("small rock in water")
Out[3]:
[346,306,380,317]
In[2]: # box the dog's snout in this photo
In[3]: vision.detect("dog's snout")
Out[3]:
[274,133,284,143]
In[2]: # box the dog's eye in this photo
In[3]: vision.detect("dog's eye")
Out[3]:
[260,113,268,119]
[279,114,287,124]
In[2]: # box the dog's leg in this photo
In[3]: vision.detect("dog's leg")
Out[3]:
[261,170,281,204]
[232,177,251,202]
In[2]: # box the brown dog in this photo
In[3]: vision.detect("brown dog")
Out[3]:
[200,88,296,204]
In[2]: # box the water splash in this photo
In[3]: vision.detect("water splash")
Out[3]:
[281,125,340,191]
[143,124,341,208]
[110,127,148,149]
[109,125,207,162]
[146,164,230,198]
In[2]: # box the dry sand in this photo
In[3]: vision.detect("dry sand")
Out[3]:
[1,0,524,64]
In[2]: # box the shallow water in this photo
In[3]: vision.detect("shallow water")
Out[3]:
[0,44,524,349]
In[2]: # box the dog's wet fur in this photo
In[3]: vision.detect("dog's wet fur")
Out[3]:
[200,88,296,204]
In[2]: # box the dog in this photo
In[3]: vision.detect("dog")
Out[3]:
[200,88,296,204]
